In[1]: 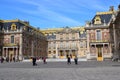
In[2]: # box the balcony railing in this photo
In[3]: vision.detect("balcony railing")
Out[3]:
[90,40,109,42]
[4,43,19,47]
[58,46,78,50]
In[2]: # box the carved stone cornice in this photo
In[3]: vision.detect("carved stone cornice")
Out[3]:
[57,27,78,34]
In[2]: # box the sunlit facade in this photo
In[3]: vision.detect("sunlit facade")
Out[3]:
[1,5,120,62]
[85,6,115,61]
[0,19,47,61]
[41,27,87,59]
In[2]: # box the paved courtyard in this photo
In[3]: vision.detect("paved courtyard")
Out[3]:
[0,61,120,80]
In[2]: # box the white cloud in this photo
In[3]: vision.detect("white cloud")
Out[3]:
[4,0,119,28]
[14,0,82,25]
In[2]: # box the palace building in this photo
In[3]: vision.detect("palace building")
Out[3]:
[0,19,47,61]
[85,6,116,61]
[41,27,87,59]
[1,5,120,61]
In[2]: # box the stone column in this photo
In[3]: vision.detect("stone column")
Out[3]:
[4,48,6,57]
[19,34,23,61]
[51,51,53,58]
[102,44,104,58]
[87,30,90,53]
[13,47,15,57]
[56,43,58,58]
[57,50,60,58]
[86,30,90,60]
[109,43,112,57]
[95,44,97,57]
[15,47,18,61]
[31,41,34,57]
[113,23,118,59]
[69,50,72,58]
[64,50,66,58]
[6,48,8,58]
[2,47,4,57]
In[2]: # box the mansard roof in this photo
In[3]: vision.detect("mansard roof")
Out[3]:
[92,14,112,24]
[46,34,56,40]
[91,12,113,25]
[41,26,85,35]
[0,19,44,35]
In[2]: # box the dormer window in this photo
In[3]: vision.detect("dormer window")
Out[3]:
[11,23,17,30]
[94,15,101,24]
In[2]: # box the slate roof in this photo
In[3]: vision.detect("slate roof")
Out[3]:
[91,14,112,25]
[46,35,56,40]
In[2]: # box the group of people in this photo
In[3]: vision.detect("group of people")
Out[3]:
[67,55,78,65]
[32,57,47,66]
[0,56,18,63]
[32,55,78,66]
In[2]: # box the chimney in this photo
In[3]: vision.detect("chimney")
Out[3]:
[85,21,90,27]
[109,6,114,11]
[23,21,29,25]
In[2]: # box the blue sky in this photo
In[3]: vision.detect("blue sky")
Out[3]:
[0,0,119,29]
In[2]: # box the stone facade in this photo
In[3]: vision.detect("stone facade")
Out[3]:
[85,7,115,61]
[41,27,87,59]
[1,5,120,61]
[0,19,47,61]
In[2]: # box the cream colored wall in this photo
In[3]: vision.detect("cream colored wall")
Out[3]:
[46,27,87,59]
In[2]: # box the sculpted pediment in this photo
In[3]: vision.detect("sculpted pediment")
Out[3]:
[57,27,77,34]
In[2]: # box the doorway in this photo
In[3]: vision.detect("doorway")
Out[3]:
[97,46,103,61]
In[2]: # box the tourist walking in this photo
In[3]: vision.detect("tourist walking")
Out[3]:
[13,57,15,62]
[67,56,71,64]
[43,57,47,64]
[32,57,37,66]
[74,56,78,65]
[1,57,4,63]
[6,57,9,62]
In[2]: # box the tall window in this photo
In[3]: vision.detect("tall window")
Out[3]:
[80,31,86,38]
[60,41,63,48]
[60,34,63,40]
[72,33,75,39]
[80,41,84,48]
[66,41,69,48]
[66,33,69,39]
[11,36,14,43]
[96,30,101,40]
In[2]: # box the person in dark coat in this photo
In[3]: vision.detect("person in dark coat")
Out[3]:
[32,57,37,66]
[13,57,15,62]
[6,57,9,62]
[67,56,71,64]
[1,57,4,63]
[74,56,78,65]
[43,57,47,64]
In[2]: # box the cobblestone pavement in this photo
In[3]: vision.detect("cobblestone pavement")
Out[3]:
[0,61,120,80]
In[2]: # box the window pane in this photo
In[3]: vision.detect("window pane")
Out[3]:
[97,30,101,40]
[11,36,14,43]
